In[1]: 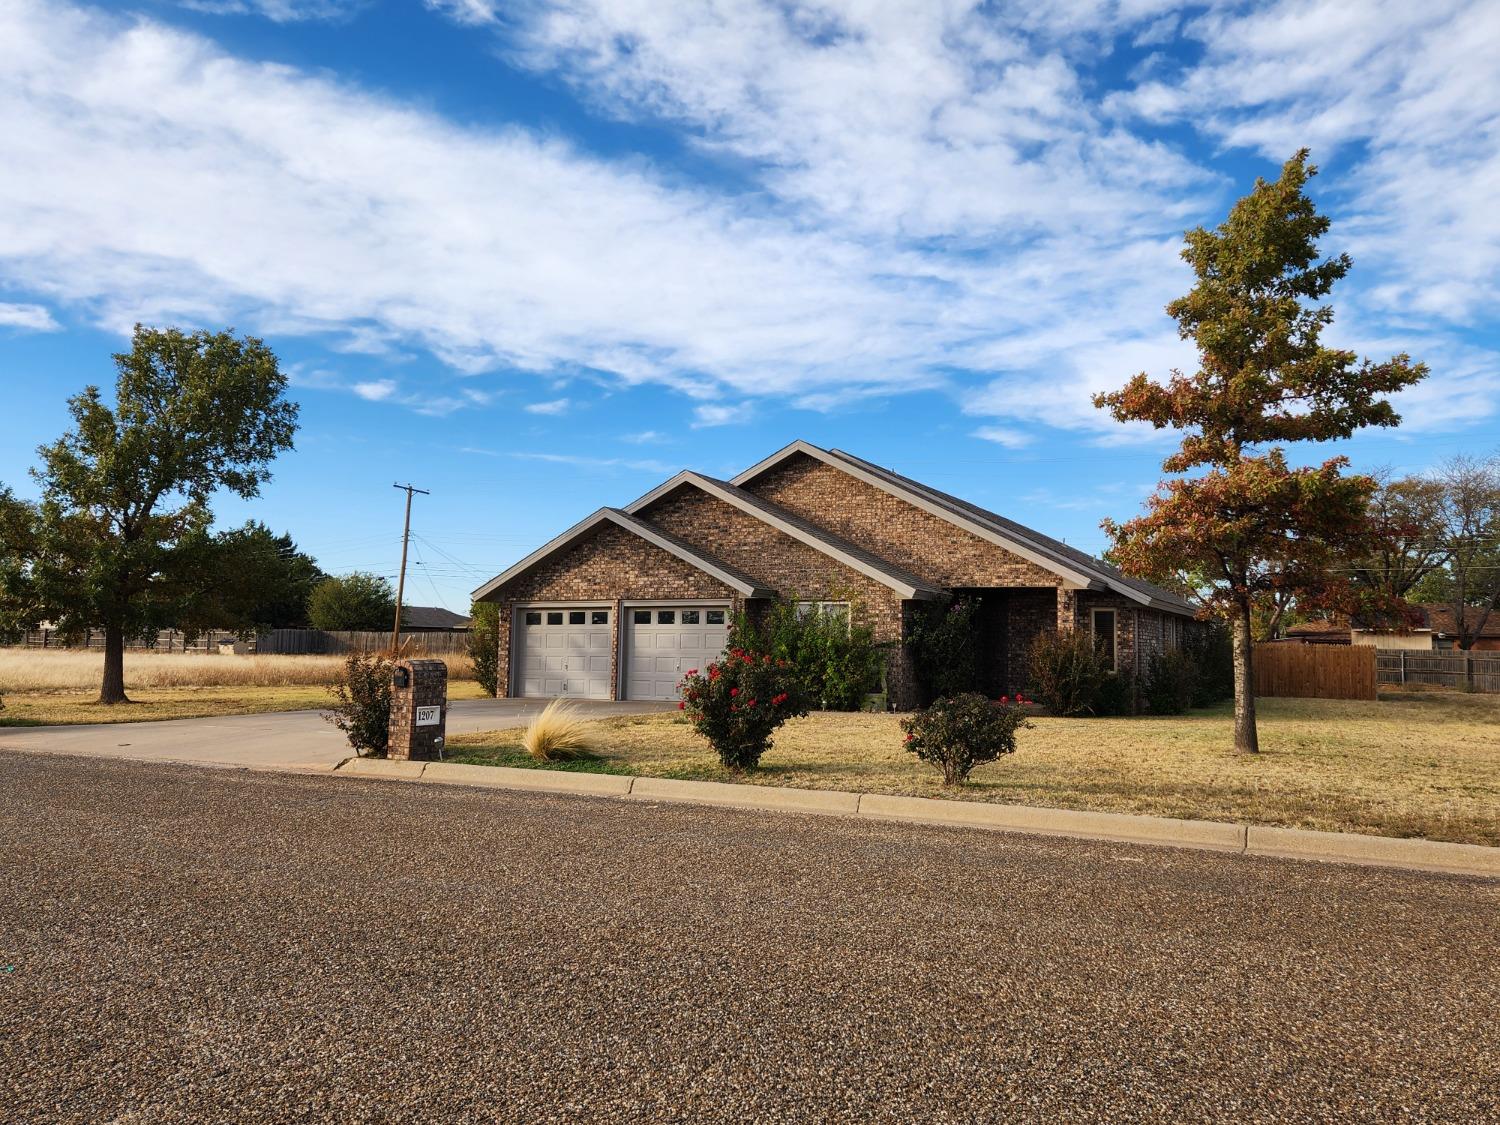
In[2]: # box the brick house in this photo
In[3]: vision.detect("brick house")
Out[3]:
[472,440,1199,708]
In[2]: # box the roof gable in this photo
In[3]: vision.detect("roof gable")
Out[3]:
[472,507,773,602]
[625,471,945,600]
[732,441,1196,615]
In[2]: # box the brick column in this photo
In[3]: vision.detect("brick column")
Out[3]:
[1056,587,1078,632]
[388,658,448,761]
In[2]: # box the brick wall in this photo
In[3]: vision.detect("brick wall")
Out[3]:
[491,522,737,699]
[641,485,920,707]
[744,452,1063,590]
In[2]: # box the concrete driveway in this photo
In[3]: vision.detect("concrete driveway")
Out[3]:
[0,698,674,771]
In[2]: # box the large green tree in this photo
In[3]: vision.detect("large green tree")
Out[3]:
[29,326,298,703]
[188,521,324,634]
[0,485,41,641]
[308,572,397,632]
[1095,151,1426,753]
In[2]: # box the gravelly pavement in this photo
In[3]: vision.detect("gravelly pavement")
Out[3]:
[2,753,1497,1124]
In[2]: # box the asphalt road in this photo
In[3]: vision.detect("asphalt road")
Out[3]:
[0,698,673,770]
[3,754,1497,1124]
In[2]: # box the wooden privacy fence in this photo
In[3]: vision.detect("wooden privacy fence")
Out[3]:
[1376,649,1500,694]
[254,628,472,655]
[1254,643,1377,701]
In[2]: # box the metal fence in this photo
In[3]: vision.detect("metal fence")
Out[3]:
[1376,649,1500,694]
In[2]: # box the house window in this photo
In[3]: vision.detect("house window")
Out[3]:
[796,601,850,626]
[591,610,609,625]
[681,610,700,624]
[524,611,542,626]
[546,611,563,626]
[633,609,651,625]
[657,610,676,625]
[569,610,586,625]
[1091,608,1118,671]
[706,609,725,625]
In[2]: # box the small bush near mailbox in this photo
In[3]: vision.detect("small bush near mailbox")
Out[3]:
[901,693,1033,787]
[678,647,811,772]
[324,651,393,757]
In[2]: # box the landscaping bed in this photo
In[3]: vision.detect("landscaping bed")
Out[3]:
[447,692,1500,846]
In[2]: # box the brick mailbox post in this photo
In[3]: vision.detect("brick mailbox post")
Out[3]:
[388,658,448,761]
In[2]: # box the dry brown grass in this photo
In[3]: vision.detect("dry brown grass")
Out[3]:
[0,648,474,692]
[0,679,488,726]
[449,691,1500,846]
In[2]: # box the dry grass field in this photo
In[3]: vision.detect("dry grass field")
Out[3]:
[0,648,481,725]
[449,691,1500,846]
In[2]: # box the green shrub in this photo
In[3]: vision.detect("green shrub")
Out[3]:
[468,601,499,696]
[1026,627,1110,716]
[308,572,396,632]
[678,646,811,771]
[907,598,981,699]
[900,692,1033,786]
[324,651,393,757]
[1143,650,1197,715]
[1185,624,1234,707]
[1093,670,1135,716]
[730,601,884,711]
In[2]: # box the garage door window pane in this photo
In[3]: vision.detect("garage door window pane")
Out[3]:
[706,610,725,625]
[524,611,541,625]
[681,610,700,624]
[569,611,586,625]
[592,611,609,625]
[633,609,651,624]
[657,610,675,624]
[547,611,563,625]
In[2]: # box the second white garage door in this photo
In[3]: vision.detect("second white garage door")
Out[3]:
[625,605,730,701]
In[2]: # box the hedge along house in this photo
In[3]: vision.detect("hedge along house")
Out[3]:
[472,441,1200,708]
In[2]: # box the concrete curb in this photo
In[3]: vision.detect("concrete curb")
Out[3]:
[856,792,1248,852]
[327,758,1499,880]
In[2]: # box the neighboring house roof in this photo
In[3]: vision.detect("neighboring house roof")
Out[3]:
[402,605,471,630]
[624,471,946,600]
[732,440,1197,615]
[1284,619,1353,643]
[1356,604,1500,639]
[471,507,775,602]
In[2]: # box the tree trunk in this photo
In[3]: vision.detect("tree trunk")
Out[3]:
[1232,609,1259,754]
[99,623,131,705]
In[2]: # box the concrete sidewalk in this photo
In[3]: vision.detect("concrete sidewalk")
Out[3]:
[0,698,673,770]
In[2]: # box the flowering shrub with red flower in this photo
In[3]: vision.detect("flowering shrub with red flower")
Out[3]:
[899,692,1033,787]
[677,646,811,771]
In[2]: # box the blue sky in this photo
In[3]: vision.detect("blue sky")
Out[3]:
[2,0,1497,612]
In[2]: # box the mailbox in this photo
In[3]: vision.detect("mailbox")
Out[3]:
[388,657,448,761]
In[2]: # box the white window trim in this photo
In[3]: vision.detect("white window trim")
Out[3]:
[1090,607,1119,671]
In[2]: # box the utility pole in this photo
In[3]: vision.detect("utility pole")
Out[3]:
[391,482,430,652]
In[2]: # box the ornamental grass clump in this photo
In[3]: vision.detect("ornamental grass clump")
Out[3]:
[900,692,1034,787]
[678,647,811,771]
[522,699,596,762]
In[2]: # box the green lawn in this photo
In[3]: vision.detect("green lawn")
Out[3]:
[448,691,1500,846]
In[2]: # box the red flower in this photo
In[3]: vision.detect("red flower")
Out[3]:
[747,699,756,708]
[730,687,740,697]
[999,695,1009,704]
[686,669,697,677]
[904,733,914,743]
[677,701,686,710]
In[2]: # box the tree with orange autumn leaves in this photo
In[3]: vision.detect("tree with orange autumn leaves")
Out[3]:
[1094,152,1426,753]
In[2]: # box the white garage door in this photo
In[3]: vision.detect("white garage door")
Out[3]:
[514,607,612,699]
[625,605,730,701]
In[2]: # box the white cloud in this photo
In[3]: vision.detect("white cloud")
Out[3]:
[351,379,397,401]
[622,430,666,444]
[971,426,1034,449]
[692,402,753,428]
[177,0,361,21]
[524,398,571,415]
[0,301,60,331]
[510,451,672,473]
